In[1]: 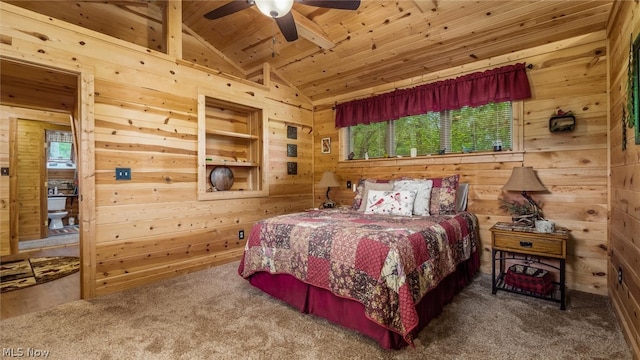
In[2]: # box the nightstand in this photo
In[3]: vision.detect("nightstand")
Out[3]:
[490,222,569,310]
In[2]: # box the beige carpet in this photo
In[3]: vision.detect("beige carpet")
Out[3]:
[0,261,632,360]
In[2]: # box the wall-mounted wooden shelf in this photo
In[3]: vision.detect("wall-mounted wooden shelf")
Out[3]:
[197,93,268,200]
[205,159,257,167]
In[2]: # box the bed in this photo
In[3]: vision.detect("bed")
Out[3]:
[237,177,480,349]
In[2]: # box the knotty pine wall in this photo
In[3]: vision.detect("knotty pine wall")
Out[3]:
[0,4,313,296]
[314,31,609,296]
[608,1,640,357]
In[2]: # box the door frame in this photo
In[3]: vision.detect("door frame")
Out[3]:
[3,57,96,299]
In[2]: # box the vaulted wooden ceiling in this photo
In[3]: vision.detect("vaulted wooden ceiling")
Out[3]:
[2,0,614,106]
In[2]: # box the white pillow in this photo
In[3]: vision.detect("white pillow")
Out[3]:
[364,190,417,216]
[356,180,395,212]
[393,179,434,216]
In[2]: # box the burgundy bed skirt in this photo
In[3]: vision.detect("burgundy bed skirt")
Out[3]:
[246,250,480,349]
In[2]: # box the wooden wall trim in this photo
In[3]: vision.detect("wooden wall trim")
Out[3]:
[8,117,17,254]
[78,71,96,299]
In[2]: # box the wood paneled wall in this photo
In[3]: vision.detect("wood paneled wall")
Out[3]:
[608,1,640,358]
[313,31,609,296]
[0,3,313,296]
[0,113,8,255]
[12,119,39,240]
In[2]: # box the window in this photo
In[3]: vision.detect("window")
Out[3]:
[46,130,75,168]
[347,101,514,159]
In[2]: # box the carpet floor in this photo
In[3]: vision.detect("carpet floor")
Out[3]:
[0,261,632,360]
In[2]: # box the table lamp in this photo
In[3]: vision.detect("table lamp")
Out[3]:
[318,171,341,208]
[502,166,547,226]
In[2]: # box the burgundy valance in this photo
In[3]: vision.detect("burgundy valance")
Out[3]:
[335,63,532,128]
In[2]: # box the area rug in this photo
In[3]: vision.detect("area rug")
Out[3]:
[0,256,79,293]
[19,234,79,251]
[48,225,79,236]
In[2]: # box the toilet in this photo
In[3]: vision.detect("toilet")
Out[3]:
[47,196,68,230]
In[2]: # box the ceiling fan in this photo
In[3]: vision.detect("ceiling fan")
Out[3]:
[204,0,361,42]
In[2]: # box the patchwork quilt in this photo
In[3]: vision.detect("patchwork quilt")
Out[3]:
[238,209,479,344]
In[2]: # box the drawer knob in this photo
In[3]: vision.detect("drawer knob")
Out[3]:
[519,241,533,248]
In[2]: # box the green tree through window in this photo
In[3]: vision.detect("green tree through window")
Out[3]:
[347,102,512,159]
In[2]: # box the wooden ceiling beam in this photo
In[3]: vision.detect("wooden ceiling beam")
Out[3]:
[164,0,182,59]
[413,0,437,13]
[292,9,335,50]
[182,24,247,76]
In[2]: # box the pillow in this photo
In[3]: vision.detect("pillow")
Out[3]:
[364,190,417,216]
[353,179,395,212]
[456,183,469,212]
[429,174,460,215]
[393,179,434,216]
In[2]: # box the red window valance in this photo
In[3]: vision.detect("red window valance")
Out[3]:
[335,63,532,128]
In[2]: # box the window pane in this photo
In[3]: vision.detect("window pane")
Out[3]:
[49,142,73,160]
[394,114,441,156]
[349,122,387,159]
[450,102,512,152]
[346,101,513,158]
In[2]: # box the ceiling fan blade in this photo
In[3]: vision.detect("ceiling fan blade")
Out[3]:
[297,0,360,10]
[275,12,298,42]
[204,1,254,20]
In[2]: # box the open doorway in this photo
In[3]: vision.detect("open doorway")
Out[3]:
[1,58,79,252]
[1,59,82,318]
[1,59,80,254]
[16,123,80,252]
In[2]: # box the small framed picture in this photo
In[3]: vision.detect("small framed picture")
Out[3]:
[321,137,331,154]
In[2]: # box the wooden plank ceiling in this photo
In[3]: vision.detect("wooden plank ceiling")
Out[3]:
[0,59,78,113]
[3,0,613,104]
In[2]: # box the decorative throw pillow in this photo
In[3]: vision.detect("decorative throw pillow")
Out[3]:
[429,174,460,215]
[354,179,395,212]
[393,179,434,216]
[364,190,417,216]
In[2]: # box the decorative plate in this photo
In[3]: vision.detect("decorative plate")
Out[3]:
[210,166,234,191]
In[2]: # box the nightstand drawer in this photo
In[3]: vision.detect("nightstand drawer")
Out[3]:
[493,233,564,258]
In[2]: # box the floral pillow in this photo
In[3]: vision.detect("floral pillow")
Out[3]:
[429,174,460,215]
[393,179,434,216]
[353,179,395,212]
[364,190,417,216]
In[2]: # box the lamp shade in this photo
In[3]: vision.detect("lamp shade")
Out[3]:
[318,171,341,188]
[502,166,547,192]
[255,0,294,18]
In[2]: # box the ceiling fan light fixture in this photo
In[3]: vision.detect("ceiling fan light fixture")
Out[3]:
[255,0,294,18]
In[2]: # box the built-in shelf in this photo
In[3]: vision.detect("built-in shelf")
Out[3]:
[205,159,257,167]
[205,128,260,140]
[197,92,268,200]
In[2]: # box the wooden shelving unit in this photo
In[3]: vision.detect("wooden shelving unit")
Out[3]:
[197,93,268,200]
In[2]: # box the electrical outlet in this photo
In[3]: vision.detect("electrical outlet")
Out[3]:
[115,167,131,180]
[346,180,352,189]
[618,267,623,285]
[238,230,245,240]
